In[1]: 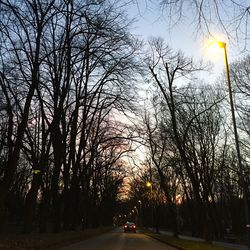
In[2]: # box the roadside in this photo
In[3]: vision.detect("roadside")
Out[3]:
[142,228,248,250]
[158,230,248,250]
[0,227,112,249]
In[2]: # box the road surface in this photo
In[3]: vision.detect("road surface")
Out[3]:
[59,228,178,250]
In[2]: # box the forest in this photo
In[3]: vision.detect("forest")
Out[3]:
[0,0,250,244]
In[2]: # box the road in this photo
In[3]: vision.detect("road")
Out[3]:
[59,228,178,250]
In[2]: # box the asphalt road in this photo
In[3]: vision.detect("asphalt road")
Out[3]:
[59,228,178,250]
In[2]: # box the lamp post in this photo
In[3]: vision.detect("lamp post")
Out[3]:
[133,206,138,225]
[209,41,249,248]
[146,181,154,230]
[138,200,142,227]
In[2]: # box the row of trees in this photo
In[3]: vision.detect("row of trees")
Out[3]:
[127,39,250,242]
[0,0,141,233]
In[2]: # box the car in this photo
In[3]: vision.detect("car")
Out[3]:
[124,222,136,233]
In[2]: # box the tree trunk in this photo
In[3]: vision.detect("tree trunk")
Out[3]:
[39,188,50,233]
[23,173,42,233]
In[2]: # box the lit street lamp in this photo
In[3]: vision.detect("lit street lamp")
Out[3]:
[209,41,250,248]
[146,181,154,230]
[146,181,152,190]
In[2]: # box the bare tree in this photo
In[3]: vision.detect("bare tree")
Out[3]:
[0,0,56,227]
[142,103,180,236]
[145,37,230,240]
[0,0,142,233]
[231,55,250,200]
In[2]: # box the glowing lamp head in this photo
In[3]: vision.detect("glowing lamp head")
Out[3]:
[208,41,226,50]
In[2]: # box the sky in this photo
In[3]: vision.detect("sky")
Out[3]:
[126,0,247,83]
[123,0,247,165]
[129,1,202,57]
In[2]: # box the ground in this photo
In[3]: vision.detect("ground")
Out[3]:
[0,227,112,249]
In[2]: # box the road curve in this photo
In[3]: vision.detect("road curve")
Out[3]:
[59,228,178,250]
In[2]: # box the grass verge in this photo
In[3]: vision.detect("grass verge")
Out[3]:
[142,230,234,250]
[0,227,112,249]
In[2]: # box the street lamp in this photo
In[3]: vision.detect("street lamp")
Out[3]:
[146,181,152,189]
[133,206,139,225]
[138,200,142,227]
[146,181,154,230]
[209,41,250,247]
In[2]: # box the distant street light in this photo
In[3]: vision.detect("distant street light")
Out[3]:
[209,40,250,248]
[146,181,154,230]
[133,206,139,225]
[138,200,142,227]
[146,181,152,189]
